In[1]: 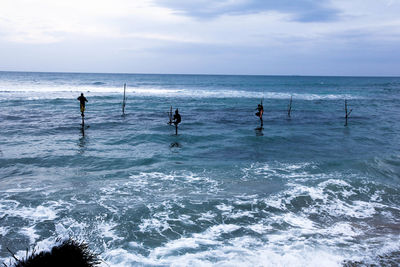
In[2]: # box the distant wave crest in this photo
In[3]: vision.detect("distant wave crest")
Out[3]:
[0,85,361,100]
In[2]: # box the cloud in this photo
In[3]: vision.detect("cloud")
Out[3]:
[152,0,340,22]
[0,0,400,75]
[0,0,183,44]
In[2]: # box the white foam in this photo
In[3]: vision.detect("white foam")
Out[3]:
[102,235,345,267]
[128,241,142,248]
[326,222,361,240]
[264,197,286,210]
[325,200,377,219]
[371,189,384,202]
[241,162,319,182]
[151,237,201,257]
[263,184,325,212]
[198,211,217,222]
[0,226,9,236]
[216,203,234,212]
[177,214,196,225]
[10,205,58,221]
[33,237,59,254]
[233,196,258,206]
[248,223,273,234]
[54,217,124,246]
[3,187,33,193]
[0,85,360,100]
[139,217,170,233]
[126,171,221,197]
[283,213,315,230]
[19,225,40,245]
[0,199,19,211]
[102,248,156,266]
[0,236,58,265]
[97,221,123,241]
[54,218,88,238]
[269,179,380,220]
[2,162,396,267]
[0,226,9,252]
[205,224,241,236]
[227,210,254,219]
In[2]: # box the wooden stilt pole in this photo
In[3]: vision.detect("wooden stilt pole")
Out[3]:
[288,95,292,117]
[81,110,85,136]
[122,83,127,115]
[344,99,352,126]
[169,106,172,124]
[260,99,263,127]
[81,123,85,136]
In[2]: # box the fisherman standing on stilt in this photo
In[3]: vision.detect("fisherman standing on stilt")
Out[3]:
[77,93,88,117]
[172,109,181,135]
[77,93,88,128]
[255,101,264,126]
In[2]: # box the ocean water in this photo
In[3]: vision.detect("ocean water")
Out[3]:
[0,71,399,266]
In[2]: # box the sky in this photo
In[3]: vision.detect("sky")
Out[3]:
[0,0,400,76]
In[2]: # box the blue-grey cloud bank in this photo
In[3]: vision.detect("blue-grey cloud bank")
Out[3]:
[0,0,399,76]
[155,0,340,22]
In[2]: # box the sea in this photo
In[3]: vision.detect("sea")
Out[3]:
[0,71,399,266]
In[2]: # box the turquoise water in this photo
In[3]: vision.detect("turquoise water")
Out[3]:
[0,72,400,266]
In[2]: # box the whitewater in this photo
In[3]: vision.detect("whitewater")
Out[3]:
[0,72,399,266]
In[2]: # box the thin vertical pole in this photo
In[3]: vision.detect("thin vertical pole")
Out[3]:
[345,99,348,126]
[122,83,126,115]
[169,106,172,124]
[344,99,352,126]
[288,95,292,117]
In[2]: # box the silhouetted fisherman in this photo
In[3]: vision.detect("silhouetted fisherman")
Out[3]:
[77,93,88,117]
[255,103,264,126]
[173,109,181,135]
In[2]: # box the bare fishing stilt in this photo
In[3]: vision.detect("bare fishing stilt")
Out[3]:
[122,83,127,116]
[344,99,352,126]
[168,105,173,125]
[288,95,292,118]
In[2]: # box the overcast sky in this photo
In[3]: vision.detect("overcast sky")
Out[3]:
[0,0,399,76]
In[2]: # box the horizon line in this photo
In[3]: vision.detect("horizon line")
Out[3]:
[0,69,399,78]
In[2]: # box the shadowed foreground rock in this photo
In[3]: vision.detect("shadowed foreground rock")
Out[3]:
[6,239,100,267]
